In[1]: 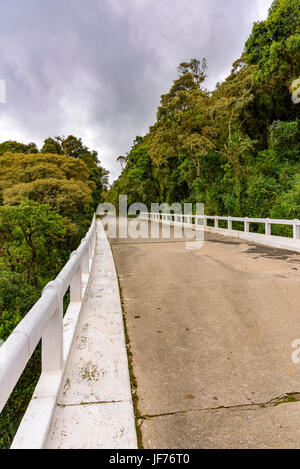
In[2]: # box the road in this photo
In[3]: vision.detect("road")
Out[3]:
[108,218,300,449]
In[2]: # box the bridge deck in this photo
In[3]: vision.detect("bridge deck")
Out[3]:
[109,219,300,449]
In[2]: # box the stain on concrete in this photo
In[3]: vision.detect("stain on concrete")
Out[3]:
[246,244,300,261]
[79,362,101,382]
[207,238,242,246]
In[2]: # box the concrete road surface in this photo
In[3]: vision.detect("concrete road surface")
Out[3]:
[107,218,300,449]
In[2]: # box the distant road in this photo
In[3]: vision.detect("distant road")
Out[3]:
[109,218,300,449]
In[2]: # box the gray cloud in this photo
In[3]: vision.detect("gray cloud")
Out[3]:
[0,0,273,181]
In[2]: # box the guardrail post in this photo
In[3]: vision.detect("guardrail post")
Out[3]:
[70,264,82,302]
[88,238,93,262]
[81,246,89,275]
[265,218,271,236]
[244,217,249,233]
[228,217,232,231]
[215,216,219,228]
[42,281,63,372]
[293,220,300,239]
[93,227,96,252]
[203,216,207,228]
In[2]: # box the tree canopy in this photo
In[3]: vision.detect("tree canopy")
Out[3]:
[107,0,300,221]
[0,135,108,447]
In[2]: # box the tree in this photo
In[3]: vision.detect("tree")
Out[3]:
[177,58,207,87]
[48,135,109,207]
[0,153,93,216]
[245,0,300,84]
[40,137,63,155]
[0,199,72,449]
[245,0,300,128]
[269,120,300,160]
[0,141,38,156]
[0,135,109,447]
[0,199,67,288]
[117,155,126,170]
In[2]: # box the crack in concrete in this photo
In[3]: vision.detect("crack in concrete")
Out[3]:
[57,399,125,408]
[138,393,300,420]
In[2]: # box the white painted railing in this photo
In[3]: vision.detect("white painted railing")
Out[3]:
[140,212,300,239]
[0,214,96,415]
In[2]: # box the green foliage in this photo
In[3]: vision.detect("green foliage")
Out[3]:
[41,135,109,207]
[0,310,22,342]
[107,144,160,209]
[0,135,109,447]
[0,152,93,216]
[244,0,300,135]
[0,140,38,156]
[271,175,300,219]
[0,199,70,447]
[0,199,68,287]
[40,137,63,155]
[3,178,92,215]
[245,174,280,217]
[269,120,300,160]
[107,0,300,224]
[245,0,300,83]
[0,271,37,317]
[0,350,41,449]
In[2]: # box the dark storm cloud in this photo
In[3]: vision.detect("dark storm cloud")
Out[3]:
[0,0,273,180]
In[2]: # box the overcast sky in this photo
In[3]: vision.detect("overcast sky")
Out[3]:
[0,0,273,182]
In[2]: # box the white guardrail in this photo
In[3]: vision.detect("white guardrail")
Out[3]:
[0,214,96,446]
[140,212,300,239]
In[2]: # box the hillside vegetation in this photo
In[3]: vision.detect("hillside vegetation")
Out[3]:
[0,135,108,447]
[107,0,300,222]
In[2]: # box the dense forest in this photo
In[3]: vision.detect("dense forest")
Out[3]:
[0,135,108,447]
[107,0,300,226]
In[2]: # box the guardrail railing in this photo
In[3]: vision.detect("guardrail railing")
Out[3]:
[139,212,300,240]
[0,214,96,414]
